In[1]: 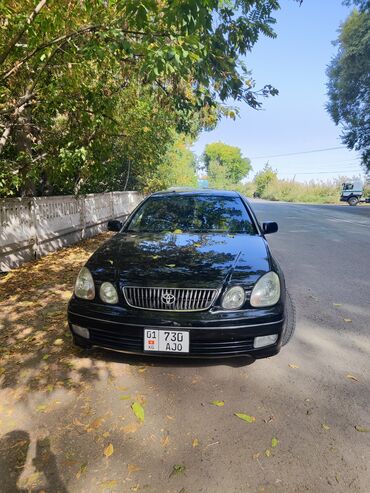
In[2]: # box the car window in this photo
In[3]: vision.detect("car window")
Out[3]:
[126,195,257,234]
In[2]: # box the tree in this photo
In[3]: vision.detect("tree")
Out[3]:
[254,163,277,197]
[326,7,370,171]
[0,0,301,197]
[203,142,252,187]
[142,134,198,193]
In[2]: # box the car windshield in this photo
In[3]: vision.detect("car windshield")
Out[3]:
[126,194,257,234]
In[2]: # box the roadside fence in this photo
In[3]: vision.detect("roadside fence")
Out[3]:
[0,191,143,271]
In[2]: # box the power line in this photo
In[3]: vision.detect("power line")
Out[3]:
[250,146,349,160]
[281,170,363,175]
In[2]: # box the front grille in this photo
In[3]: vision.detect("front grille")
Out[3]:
[123,286,218,311]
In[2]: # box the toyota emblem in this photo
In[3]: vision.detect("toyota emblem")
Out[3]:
[162,293,176,305]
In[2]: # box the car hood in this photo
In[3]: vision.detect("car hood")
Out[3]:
[87,232,271,288]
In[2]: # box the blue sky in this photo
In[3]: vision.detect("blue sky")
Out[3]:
[192,0,364,182]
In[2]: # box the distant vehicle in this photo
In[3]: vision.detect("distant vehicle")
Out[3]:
[340,180,370,206]
[68,189,295,359]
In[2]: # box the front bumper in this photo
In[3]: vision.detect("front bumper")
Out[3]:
[68,297,284,359]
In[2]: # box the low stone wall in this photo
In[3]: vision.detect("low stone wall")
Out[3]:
[0,191,143,271]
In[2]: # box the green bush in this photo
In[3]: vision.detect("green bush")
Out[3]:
[261,179,341,204]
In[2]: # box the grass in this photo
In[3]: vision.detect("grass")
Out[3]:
[239,179,343,204]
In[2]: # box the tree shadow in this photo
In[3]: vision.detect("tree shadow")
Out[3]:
[0,233,115,398]
[0,430,68,493]
[0,430,30,493]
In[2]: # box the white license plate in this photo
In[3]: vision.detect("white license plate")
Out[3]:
[144,329,189,353]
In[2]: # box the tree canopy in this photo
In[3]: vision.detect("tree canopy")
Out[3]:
[203,142,252,187]
[326,6,370,171]
[0,0,299,197]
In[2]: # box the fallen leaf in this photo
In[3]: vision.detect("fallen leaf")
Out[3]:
[252,452,260,460]
[76,463,88,479]
[119,395,131,400]
[151,255,160,260]
[166,264,176,268]
[104,443,114,457]
[192,438,199,448]
[234,413,256,423]
[87,417,104,430]
[138,367,147,373]
[161,435,170,447]
[346,374,359,382]
[137,394,146,405]
[343,318,352,323]
[131,402,144,422]
[355,425,370,432]
[322,424,330,431]
[130,485,139,492]
[127,464,141,473]
[265,449,271,457]
[333,303,342,307]
[100,480,118,489]
[288,363,299,369]
[169,464,185,478]
[54,338,63,346]
[122,422,140,434]
[210,400,225,407]
[271,437,279,448]
[173,229,183,234]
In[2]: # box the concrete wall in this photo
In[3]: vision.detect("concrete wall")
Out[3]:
[0,191,143,271]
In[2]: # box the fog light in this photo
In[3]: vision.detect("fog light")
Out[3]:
[71,324,90,339]
[253,334,278,348]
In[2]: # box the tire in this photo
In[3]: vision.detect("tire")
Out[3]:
[348,196,359,206]
[282,291,296,346]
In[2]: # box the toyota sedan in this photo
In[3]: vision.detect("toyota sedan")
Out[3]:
[68,189,295,358]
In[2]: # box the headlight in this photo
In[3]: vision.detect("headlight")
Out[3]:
[250,271,280,307]
[221,286,246,310]
[75,267,95,300]
[99,282,118,304]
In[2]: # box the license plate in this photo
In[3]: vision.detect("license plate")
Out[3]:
[144,329,189,353]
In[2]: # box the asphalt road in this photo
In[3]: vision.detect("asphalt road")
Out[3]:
[1,201,369,493]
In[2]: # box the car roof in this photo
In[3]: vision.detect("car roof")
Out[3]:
[151,188,240,198]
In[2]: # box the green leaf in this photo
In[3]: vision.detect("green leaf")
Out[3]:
[210,400,225,407]
[355,425,370,432]
[234,413,256,423]
[169,464,185,478]
[131,402,145,422]
[271,437,279,448]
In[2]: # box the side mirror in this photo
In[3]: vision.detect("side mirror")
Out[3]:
[107,219,123,232]
[262,221,278,235]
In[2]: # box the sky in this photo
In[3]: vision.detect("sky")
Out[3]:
[192,0,364,183]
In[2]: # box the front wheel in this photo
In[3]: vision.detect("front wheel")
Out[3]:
[282,291,296,346]
[348,196,359,206]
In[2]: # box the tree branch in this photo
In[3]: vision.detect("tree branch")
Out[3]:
[1,24,102,81]
[0,0,47,66]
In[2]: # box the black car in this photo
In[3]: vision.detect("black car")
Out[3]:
[68,189,295,359]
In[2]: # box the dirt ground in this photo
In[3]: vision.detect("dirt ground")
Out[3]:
[1,200,369,493]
